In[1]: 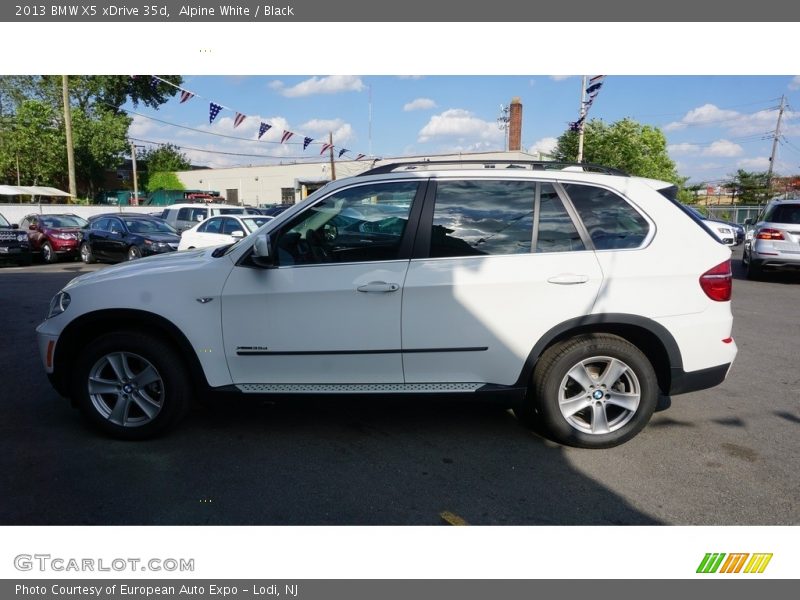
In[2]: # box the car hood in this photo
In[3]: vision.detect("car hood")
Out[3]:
[142,232,181,243]
[64,247,219,290]
[46,227,82,234]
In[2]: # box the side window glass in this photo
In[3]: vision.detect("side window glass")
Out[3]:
[201,218,223,234]
[177,208,191,221]
[92,219,109,231]
[430,180,536,257]
[275,182,418,266]
[108,219,123,234]
[536,184,585,253]
[221,218,241,235]
[192,208,208,222]
[563,184,650,250]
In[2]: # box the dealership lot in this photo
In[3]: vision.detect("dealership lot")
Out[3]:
[0,248,798,525]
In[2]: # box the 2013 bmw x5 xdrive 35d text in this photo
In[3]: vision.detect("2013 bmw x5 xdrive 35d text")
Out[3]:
[36,161,737,448]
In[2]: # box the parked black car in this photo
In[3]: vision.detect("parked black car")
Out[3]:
[79,213,181,264]
[260,204,294,217]
[0,212,32,266]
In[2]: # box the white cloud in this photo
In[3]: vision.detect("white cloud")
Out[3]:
[682,104,740,126]
[789,76,800,90]
[129,114,157,137]
[550,75,573,81]
[278,75,365,98]
[417,109,504,148]
[268,80,284,90]
[403,98,437,112]
[668,142,700,154]
[663,103,798,136]
[703,139,744,157]
[737,157,770,170]
[298,118,355,145]
[663,121,687,132]
[528,137,558,156]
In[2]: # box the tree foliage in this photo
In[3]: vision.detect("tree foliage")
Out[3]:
[553,118,680,184]
[146,172,185,192]
[0,75,182,196]
[725,169,770,204]
[141,143,191,174]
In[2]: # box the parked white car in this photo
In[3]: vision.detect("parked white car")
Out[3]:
[178,214,273,251]
[159,203,250,233]
[686,207,736,246]
[37,160,737,448]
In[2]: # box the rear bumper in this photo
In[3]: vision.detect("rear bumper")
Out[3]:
[668,362,731,396]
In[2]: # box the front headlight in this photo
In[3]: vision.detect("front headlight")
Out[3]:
[47,291,71,319]
[17,233,27,242]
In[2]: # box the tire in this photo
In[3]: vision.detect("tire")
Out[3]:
[127,245,142,261]
[80,242,96,264]
[745,254,762,280]
[515,333,658,449]
[41,241,57,264]
[71,331,191,440]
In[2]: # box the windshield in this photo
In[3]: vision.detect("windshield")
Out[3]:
[0,214,9,227]
[241,217,272,232]
[40,215,88,228]
[765,204,800,224]
[123,218,178,234]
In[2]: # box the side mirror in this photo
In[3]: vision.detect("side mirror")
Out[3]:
[10,224,18,230]
[252,233,273,267]
[231,230,245,239]
[744,218,753,226]
[196,214,205,222]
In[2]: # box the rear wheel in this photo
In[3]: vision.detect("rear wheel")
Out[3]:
[515,333,658,448]
[745,253,762,280]
[71,332,191,440]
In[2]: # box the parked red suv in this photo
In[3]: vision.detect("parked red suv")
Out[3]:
[20,214,88,263]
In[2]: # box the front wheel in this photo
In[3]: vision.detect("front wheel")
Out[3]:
[127,245,142,261]
[41,242,57,264]
[516,333,658,448]
[80,242,96,264]
[71,332,191,440]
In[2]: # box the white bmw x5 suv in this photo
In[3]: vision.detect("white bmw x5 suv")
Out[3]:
[37,160,737,448]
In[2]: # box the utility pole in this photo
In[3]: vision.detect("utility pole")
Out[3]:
[577,75,587,163]
[767,94,786,194]
[130,142,139,207]
[62,75,77,200]
[328,131,336,181]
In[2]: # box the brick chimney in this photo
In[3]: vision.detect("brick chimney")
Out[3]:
[508,97,522,151]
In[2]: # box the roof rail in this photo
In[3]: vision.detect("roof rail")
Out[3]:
[357,159,629,177]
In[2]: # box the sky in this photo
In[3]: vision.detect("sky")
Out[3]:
[125,75,800,185]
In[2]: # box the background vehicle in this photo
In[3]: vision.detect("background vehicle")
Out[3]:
[178,214,273,250]
[20,214,87,263]
[685,207,736,245]
[161,204,248,233]
[79,214,180,263]
[742,198,800,279]
[260,204,294,217]
[0,212,31,266]
[38,161,736,448]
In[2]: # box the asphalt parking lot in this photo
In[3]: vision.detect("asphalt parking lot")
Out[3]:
[0,248,798,525]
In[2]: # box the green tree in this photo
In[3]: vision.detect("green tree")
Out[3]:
[141,143,191,173]
[146,172,185,192]
[0,75,182,196]
[553,118,680,183]
[726,169,770,204]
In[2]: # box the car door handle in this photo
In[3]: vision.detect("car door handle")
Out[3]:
[357,281,400,293]
[547,274,590,285]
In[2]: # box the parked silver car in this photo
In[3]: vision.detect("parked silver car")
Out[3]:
[742,198,800,278]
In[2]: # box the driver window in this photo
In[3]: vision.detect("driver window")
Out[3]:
[275,182,419,266]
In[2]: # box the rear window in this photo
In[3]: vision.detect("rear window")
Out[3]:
[563,184,649,249]
[765,204,800,224]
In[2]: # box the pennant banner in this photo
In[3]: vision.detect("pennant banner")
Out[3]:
[146,75,374,160]
[209,102,222,124]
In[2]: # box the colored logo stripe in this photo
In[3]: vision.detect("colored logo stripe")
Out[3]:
[697,553,773,574]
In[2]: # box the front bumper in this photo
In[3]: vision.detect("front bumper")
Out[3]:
[50,239,80,254]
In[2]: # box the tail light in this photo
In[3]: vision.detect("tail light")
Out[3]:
[700,260,732,302]
[756,228,784,240]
